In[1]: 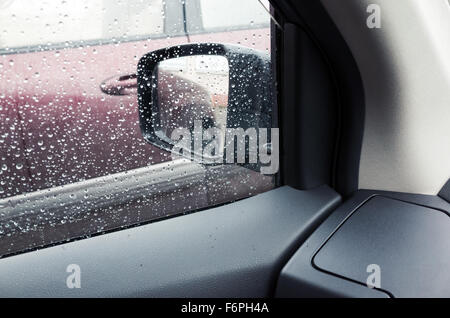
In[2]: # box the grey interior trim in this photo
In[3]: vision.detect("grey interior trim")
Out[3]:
[313,196,450,298]
[276,189,450,298]
[321,0,450,194]
[0,186,340,297]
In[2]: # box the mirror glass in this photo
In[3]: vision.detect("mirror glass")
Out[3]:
[153,55,229,158]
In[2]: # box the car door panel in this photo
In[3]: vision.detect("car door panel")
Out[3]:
[0,186,340,297]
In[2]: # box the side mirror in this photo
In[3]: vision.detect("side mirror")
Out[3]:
[137,43,277,173]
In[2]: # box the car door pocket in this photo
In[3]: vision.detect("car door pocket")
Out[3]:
[312,196,450,297]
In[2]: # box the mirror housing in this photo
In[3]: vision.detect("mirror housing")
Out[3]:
[137,43,275,169]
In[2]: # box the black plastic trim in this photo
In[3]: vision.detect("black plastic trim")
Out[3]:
[438,178,450,203]
[272,0,365,195]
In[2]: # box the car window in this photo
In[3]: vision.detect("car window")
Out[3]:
[0,0,274,257]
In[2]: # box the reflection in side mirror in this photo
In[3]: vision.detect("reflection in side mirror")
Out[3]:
[155,55,229,160]
[137,43,278,174]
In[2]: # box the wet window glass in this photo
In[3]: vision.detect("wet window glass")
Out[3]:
[198,0,270,31]
[0,0,274,256]
[0,0,165,52]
